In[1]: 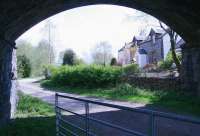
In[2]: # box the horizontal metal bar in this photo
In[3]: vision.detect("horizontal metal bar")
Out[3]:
[56,105,86,119]
[88,117,146,136]
[56,93,200,125]
[59,118,87,133]
[56,94,149,113]
[153,111,200,124]
[58,131,66,136]
[59,118,96,136]
[59,124,78,136]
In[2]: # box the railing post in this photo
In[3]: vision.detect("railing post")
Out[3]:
[85,102,90,136]
[149,112,156,136]
[55,93,59,136]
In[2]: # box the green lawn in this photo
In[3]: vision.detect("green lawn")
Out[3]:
[41,80,200,117]
[0,92,56,136]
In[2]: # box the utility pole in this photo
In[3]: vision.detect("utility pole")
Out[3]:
[48,20,52,64]
[44,19,56,65]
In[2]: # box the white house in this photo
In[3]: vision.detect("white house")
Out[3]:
[118,28,185,68]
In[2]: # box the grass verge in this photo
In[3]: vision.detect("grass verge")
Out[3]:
[41,80,200,117]
[0,92,55,136]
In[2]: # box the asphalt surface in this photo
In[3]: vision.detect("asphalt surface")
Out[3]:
[18,78,200,136]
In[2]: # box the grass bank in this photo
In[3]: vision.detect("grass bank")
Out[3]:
[42,80,200,117]
[0,92,55,136]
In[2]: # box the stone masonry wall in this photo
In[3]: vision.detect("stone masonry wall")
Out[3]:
[181,47,200,95]
[0,40,13,126]
[124,76,181,91]
[10,49,17,118]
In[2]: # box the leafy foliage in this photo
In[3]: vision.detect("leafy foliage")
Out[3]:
[113,83,138,96]
[62,49,76,65]
[158,60,172,70]
[123,64,139,75]
[16,40,55,77]
[17,55,31,78]
[158,51,182,70]
[110,57,117,66]
[47,65,122,87]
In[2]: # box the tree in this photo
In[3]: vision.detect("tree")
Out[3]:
[16,40,34,59]
[32,40,55,76]
[16,40,34,77]
[16,39,55,77]
[17,55,31,78]
[110,57,117,66]
[91,42,113,66]
[159,21,181,73]
[63,49,76,65]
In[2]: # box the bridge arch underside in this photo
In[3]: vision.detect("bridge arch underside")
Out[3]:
[0,0,200,125]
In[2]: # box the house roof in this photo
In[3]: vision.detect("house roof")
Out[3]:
[119,27,184,52]
[118,47,124,52]
[149,28,165,35]
[125,42,134,48]
[132,36,146,42]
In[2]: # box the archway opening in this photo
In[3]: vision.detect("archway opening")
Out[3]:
[0,2,200,135]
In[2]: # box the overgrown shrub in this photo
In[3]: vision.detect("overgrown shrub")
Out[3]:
[62,49,76,65]
[17,55,31,78]
[113,83,138,96]
[158,51,182,70]
[48,65,122,88]
[43,65,58,79]
[110,57,117,66]
[158,51,173,70]
[123,64,139,75]
[158,60,172,70]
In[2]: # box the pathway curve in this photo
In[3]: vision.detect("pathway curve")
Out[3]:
[18,78,200,136]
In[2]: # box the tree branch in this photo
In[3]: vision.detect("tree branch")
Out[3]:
[159,21,170,33]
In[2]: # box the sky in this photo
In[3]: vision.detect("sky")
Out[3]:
[16,5,160,63]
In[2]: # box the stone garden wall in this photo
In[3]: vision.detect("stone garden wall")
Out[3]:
[124,76,181,91]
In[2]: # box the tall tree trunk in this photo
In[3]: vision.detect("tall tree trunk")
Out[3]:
[170,37,181,73]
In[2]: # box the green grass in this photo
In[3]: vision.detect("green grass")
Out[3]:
[16,92,54,117]
[42,80,200,117]
[0,92,55,136]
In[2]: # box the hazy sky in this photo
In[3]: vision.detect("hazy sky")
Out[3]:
[16,5,159,63]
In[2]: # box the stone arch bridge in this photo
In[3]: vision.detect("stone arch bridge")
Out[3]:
[0,0,200,125]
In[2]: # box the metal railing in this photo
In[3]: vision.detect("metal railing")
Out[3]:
[55,93,200,136]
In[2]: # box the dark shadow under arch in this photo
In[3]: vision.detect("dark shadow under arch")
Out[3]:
[0,0,198,45]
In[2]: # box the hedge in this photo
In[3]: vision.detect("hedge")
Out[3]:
[48,65,122,88]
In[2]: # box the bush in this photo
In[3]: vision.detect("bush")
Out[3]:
[113,83,138,96]
[43,65,58,79]
[158,60,172,70]
[123,64,139,75]
[158,51,174,70]
[62,49,76,65]
[17,55,31,78]
[48,65,122,88]
[110,57,117,66]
